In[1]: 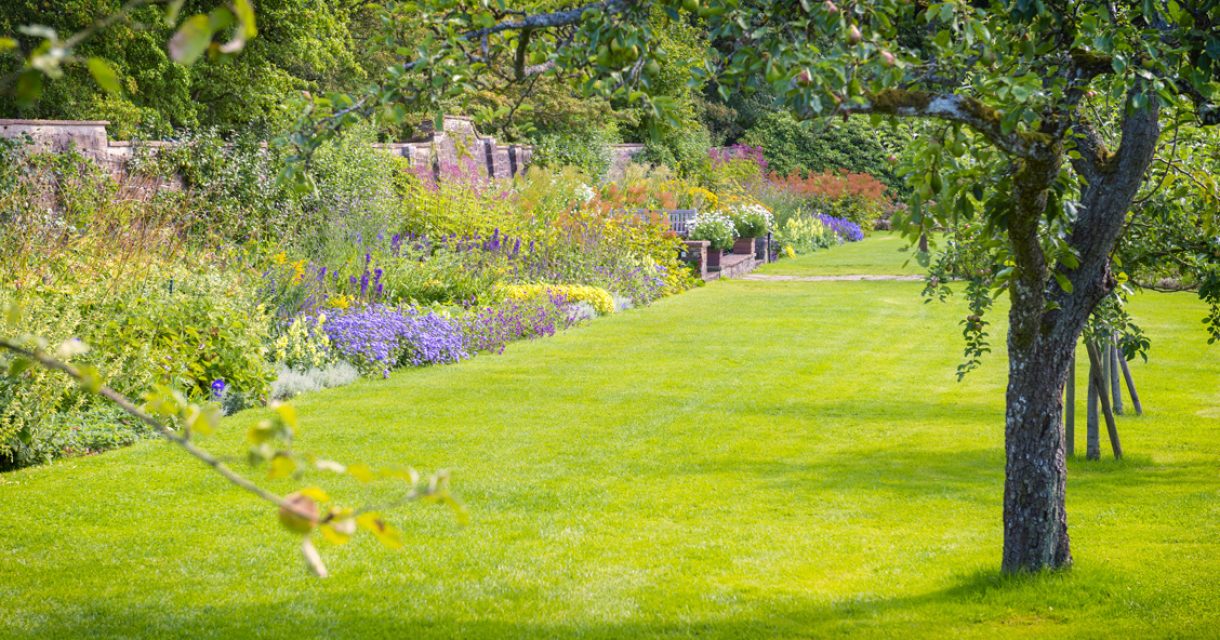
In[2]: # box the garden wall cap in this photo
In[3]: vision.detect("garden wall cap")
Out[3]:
[0,119,111,126]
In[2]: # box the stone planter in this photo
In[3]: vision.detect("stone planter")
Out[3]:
[705,248,723,270]
[732,237,756,255]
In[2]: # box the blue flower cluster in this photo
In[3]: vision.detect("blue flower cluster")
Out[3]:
[814,213,865,243]
[461,292,579,355]
[322,305,468,377]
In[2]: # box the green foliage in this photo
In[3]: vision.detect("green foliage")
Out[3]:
[743,112,909,192]
[0,262,274,467]
[300,125,404,258]
[774,216,838,255]
[129,129,300,244]
[500,284,617,316]
[689,211,736,251]
[638,121,714,180]
[531,126,616,180]
[0,0,369,136]
[728,203,773,238]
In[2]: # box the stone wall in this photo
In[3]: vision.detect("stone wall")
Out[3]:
[0,116,643,180]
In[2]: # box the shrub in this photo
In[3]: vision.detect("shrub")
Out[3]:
[742,111,909,192]
[767,170,891,230]
[461,295,582,355]
[531,127,616,180]
[729,203,774,238]
[1,262,272,467]
[775,216,838,255]
[128,129,297,245]
[270,363,361,400]
[500,284,616,316]
[689,211,737,251]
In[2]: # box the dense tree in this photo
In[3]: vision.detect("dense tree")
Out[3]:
[0,0,370,136]
[304,0,1220,574]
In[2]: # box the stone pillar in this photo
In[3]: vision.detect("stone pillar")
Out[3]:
[683,240,710,280]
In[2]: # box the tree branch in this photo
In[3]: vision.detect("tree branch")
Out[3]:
[0,338,298,514]
[463,0,631,41]
[842,89,1044,159]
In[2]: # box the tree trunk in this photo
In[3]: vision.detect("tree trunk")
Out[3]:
[1002,341,1074,572]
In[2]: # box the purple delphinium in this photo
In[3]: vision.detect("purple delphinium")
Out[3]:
[813,213,865,242]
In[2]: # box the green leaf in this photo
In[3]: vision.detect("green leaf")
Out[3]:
[298,486,329,502]
[168,14,213,65]
[3,301,20,326]
[1054,272,1074,293]
[7,357,32,377]
[0,37,17,51]
[269,453,297,479]
[77,365,103,394]
[233,0,257,38]
[272,402,298,430]
[14,70,43,106]
[356,512,404,550]
[165,0,186,25]
[347,463,376,483]
[86,57,120,94]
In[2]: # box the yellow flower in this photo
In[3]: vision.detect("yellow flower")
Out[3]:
[273,251,288,265]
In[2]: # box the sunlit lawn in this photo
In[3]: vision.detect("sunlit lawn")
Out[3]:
[760,231,930,276]
[1,237,1217,638]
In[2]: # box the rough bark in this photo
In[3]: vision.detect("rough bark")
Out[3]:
[1000,85,1159,573]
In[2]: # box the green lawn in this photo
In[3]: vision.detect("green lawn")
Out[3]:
[2,240,1218,638]
[760,231,929,276]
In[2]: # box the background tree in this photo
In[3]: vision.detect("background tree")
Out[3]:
[302,0,1220,574]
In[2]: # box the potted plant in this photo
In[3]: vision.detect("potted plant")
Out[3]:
[730,203,773,255]
[689,211,736,270]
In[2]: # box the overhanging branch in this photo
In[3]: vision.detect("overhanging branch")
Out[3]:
[841,89,1045,159]
[463,0,630,41]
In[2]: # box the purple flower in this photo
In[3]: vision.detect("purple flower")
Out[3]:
[210,379,227,400]
[323,305,469,377]
[814,213,865,242]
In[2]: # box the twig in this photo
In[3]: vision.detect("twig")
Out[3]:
[0,338,298,514]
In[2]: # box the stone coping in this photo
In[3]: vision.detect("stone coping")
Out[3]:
[0,119,111,126]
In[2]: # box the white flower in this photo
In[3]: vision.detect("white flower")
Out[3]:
[576,183,596,204]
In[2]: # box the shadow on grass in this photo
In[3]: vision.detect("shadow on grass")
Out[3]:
[12,568,1097,639]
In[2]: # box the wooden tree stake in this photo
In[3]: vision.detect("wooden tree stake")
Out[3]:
[1065,354,1075,457]
[1086,341,1123,459]
[1086,349,1101,461]
[1119,352,1144,416]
